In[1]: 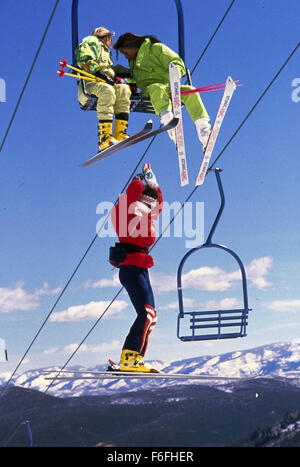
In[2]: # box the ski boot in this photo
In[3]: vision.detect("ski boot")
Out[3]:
[118,349,161,373]
[113,117,130,142]
[98,121,118,152]
[160,109,177,145]
[195,117,211,151]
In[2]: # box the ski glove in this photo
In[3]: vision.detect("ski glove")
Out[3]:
[95,70,114,86]
[114,77,128,84]
[142,163,158,188]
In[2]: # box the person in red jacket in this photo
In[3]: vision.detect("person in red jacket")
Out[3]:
[110,163,163,373]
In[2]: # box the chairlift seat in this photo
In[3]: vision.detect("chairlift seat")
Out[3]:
[78,79,155,113]
[178,308,249,342]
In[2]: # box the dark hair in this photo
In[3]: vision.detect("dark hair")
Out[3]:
[142,185,159,200]
[113,32,161,51]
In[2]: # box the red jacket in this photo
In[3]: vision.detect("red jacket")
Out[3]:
[111,179,163,268]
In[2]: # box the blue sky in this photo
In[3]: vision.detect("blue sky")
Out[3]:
[0,0,300,374]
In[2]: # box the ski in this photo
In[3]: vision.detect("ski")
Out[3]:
[169,62,189,186]
[195,76,236,186]
[81,120,152,167]
[43,369,262,381]
[81,118,179,167]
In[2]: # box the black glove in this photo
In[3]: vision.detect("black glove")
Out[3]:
[133,173,145,181]
[95,70,114,86]
[129,83,138,94]
[114,77,127,84]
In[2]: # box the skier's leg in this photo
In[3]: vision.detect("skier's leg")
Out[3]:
[113,113,130,142]
[119,266,156,354]
[84,81,118,150]
[84,81,115,120]
[113,84,131,141]
[145,83,171,116]
[139,270,157,357]
[146,83,176,144]
[113,83,131,115]
[180,86,211,148]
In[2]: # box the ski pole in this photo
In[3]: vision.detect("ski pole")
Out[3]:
[169,80,241,96]
[181,82,242,95]
[58,59,107,84]
[59,59,99,81]
[57,69,100,82]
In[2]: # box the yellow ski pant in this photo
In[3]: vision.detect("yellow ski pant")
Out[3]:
[78,81,131,120]
[144,83,209,122]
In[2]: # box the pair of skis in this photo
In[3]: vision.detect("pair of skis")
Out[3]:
[169,63,237,186]
[81,67,236,188]
[43,368,261,381]
[81,117,179,167]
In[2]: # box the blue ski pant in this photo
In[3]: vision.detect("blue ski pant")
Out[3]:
[119,265,157,357]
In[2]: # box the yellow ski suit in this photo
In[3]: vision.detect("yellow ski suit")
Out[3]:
[75,35,131,120]
[128,39,209,121]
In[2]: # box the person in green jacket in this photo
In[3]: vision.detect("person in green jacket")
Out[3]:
[75,27,132,151]
[113,32,211,150]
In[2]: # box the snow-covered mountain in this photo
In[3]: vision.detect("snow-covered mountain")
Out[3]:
[1,341,299,397]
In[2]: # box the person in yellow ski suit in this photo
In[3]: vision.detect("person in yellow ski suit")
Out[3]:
[75,27,132,151]
[113,32,211,149]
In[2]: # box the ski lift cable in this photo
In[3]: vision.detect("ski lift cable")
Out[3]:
[189,0,236,77]
[208,40,300,170]
[0,0,60,154]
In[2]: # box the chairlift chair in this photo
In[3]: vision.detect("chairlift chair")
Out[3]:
[177,169,252,341]
[71,0,190,114]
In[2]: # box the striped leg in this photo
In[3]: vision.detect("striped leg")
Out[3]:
[140,304,157,357]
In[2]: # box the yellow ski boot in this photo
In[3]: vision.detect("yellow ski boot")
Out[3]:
[119,349,160,373]
[98,121,117,151]
[113,118,129,142]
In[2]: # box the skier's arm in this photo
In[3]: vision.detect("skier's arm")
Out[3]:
[151,43,186,78]
[76,37,101,74]
[142,163,163,216]
[114,64,131,78]
[156,186,163,215]
[126,178,145,205]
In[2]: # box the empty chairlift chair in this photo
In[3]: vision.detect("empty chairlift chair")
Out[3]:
[177,169,251,341]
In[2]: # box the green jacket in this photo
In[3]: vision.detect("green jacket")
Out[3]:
[75,35,115,78]
[129,39,186,94]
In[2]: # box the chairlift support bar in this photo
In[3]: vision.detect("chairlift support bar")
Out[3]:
[22,420,33,447]
[71,0,186,64]
[177,169,251,341]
